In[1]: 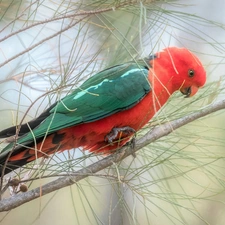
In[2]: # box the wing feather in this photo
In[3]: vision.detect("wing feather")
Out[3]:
[2,61,151,150]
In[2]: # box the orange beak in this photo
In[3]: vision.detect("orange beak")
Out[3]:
[180,85,199,98]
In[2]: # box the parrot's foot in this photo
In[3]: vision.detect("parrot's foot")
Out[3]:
[105,126,136,144]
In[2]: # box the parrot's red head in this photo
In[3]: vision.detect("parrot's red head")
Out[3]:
[156,47,206,97]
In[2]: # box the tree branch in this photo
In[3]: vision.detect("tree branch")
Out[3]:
[0,99,224,211]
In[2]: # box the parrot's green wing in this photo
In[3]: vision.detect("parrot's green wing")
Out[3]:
[2,60,151,151]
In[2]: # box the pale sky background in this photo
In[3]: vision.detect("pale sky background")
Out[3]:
[0,1,225,225]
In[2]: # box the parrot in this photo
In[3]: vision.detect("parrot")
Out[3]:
[0,47,206,176]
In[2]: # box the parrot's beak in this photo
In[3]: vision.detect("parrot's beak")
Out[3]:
[180,85,199,98]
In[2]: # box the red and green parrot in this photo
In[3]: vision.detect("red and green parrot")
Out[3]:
[0,47,206,176]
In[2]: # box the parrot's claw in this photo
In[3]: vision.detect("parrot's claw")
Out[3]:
[130,137,136,150]
[105,126,136,144]
[125,137,136,158]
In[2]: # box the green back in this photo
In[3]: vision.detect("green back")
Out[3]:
[3,61,151,151]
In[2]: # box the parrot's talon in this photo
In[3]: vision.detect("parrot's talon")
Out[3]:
[105,126,136,144]
[125,137,136,158]
[130,137,136,150]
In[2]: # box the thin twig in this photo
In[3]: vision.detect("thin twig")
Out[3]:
[0,15,89,69]
[0,1,138,43]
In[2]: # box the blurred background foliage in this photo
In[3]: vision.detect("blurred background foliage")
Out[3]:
[0,0,225,224]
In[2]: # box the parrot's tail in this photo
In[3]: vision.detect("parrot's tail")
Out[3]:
[0,143,36,177]
[0,103,56,139]
[0,104,58,177]
[0,129,71,177]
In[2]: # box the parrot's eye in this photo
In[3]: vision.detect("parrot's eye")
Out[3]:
[188,69,195,77]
